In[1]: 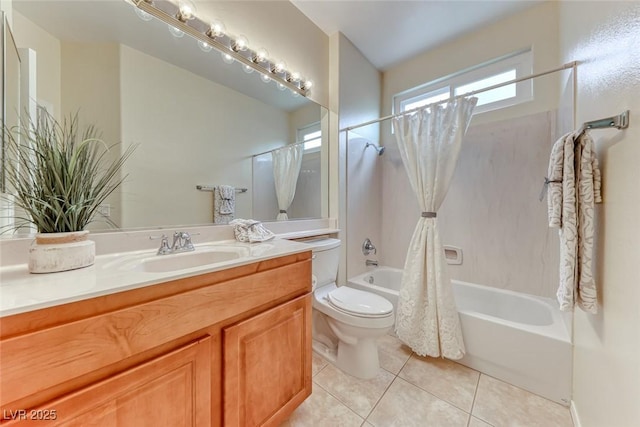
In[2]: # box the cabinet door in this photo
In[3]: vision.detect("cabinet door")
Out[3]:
[223,295,311,427]
[6,336,212,427]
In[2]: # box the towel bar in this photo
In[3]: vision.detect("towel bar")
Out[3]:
[196,185,248,193]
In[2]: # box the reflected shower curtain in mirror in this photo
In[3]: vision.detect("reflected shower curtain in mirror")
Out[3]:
[393,97,477,359]
[272,144,304,220]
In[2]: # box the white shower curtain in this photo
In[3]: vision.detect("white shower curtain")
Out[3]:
[272,144,304,220]
[393,97,477,359]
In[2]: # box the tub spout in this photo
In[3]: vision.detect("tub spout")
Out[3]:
[366,259,378,267]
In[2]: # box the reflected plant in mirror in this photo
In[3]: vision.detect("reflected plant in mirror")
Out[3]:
[1,0,328,234]
[1,111,135,234]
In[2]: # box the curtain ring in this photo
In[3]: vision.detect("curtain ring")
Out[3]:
[421,212,437,218]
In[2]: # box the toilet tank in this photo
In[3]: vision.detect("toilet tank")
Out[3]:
[302,238,341,287]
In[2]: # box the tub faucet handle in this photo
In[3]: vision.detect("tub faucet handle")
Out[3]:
[362,238,377,255]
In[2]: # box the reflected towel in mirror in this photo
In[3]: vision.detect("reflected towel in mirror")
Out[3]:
[214,185,235,224]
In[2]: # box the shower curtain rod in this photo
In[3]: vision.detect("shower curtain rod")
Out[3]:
[340,61,578,133]
[252,138,309,158]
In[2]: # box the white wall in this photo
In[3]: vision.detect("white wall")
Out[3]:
[12,10,60,118]
[196,1,329,108]
[337,34,382,282]
[60,42,122,230]
[119,45,289,228]
[558,2,640,426]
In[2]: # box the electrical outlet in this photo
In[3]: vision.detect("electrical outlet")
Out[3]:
[98,204,111,218]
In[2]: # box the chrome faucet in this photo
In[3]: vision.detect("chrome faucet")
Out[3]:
[171,231,195,252]
[151,234,172,255]
[365,259,379,267]
[362,238,377,256]
[151,231,196,255]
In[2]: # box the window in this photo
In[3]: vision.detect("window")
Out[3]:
[297,123,321,152]
[394,50,532,116]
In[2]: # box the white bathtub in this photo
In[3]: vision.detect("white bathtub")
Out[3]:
[348,266,572,405]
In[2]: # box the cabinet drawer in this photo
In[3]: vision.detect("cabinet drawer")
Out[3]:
[2,336,212,426]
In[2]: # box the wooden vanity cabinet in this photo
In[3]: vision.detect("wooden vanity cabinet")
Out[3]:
[0,251,312,427]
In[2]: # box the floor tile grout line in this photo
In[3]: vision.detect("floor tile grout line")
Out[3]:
[396,360,479,415]
[362,368,400,423]
[466,373,483,427]
[314,366,392,422]
[362,346,413,423]
[479,370,569,407]
[469,372,482,417]
[312,362,328,378]
[311,379,366,424]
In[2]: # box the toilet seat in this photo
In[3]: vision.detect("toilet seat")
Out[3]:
[327,286,393,318]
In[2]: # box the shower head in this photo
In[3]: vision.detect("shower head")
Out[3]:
[365,142,385,156]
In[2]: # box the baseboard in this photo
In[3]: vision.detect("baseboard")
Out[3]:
[570,400,582,427]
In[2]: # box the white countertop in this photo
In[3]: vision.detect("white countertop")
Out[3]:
[0,238,312,317]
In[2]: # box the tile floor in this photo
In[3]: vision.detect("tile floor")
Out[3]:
[282,335,574,427]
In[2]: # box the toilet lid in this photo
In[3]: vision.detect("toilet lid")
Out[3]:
[327,286,393,317]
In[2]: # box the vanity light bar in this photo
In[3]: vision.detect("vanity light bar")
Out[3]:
[132,0,309,96]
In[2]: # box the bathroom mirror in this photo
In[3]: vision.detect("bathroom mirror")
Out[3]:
[1,12,21,194]
[2,0,327,233]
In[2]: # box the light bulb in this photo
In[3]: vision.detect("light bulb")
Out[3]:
[254,48,269,63]
[221,52,234,64]
[134,7,153,21]
[207,20,225,38]
[232,35,249,52]
[198,40,212,52]
[168,24,184,38]
[243,64,254,74]
[302,80,313,90]
[260,74,271,83]
[176,0,196,21]
[273,61,286,74]
[278,83,286,91]
[287,71,301,82]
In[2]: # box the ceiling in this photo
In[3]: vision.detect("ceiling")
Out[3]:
[291,0,542,70]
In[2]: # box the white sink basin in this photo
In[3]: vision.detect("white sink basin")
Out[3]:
[105,245,251,273]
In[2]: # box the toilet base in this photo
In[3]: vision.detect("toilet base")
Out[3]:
[336,337,380,379]
[312,339,337,363]
[312,335,383,380]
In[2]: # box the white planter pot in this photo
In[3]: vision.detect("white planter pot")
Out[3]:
[29,231,95,274]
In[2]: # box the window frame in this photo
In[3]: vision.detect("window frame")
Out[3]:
[297,122,322,153]
[393,49,533,116]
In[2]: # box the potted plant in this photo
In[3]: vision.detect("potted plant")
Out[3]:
[2,111,135,273]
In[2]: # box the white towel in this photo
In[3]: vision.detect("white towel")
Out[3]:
[214,185,235,224]
[547,131,602,313]
[218,185,235,214]
[229,219,275,243]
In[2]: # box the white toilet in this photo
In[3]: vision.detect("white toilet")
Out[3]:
[304,237,394,379]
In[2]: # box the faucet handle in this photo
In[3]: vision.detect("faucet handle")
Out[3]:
[150,234,172,255]
[181,232,198,251]
[362,238,377,255]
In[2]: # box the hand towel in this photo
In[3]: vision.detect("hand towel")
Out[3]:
[229,219,275,243]
[214,185,235,224]
[547,131,602,314]
[218,185,235,215]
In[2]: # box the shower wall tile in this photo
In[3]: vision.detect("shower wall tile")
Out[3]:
[381,111,562,298]
[346,135,384,279]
